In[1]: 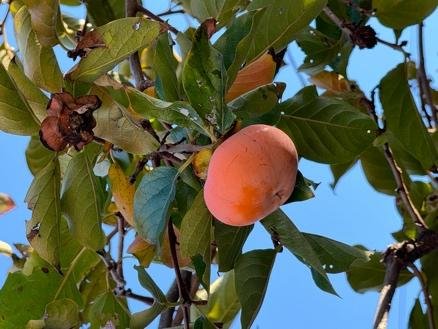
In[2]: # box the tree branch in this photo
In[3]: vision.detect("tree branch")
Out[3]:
[116,213,126,282]
[167,221,191,329]
[409,263,436,329]
[417,22,437,126]
[136,4,179,34]
[373,231,438,328]
[362,93,428,232]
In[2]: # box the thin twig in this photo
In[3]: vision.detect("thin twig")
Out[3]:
[122,289,155,305]
[409,263,436,329]
[158,8,185,17]
[362,92,428,232]
[417,22,437,126]
[136,4,179,34]
[106,226,118,244]
[375,37,410,58]
[168,221,191,329]
[116,213,126,281]
[125,0,153,90]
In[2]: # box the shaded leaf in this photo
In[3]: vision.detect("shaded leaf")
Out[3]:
[261,209,335,293]
[67,17,161,82]
[380,63,437,171]
[108,163,135,226]
[330,159,356,188]
[235,249,276,329]
[277,86,377,164]
[127,235,155,267]
[182,22,234,133]
[44,298,80,329]
[421,250,438,325]
[360,145,397,195]
[214,221,253,272]
[374,0,438,29]
[409,298,427,329]
[287,171,318,203]
[346,250,413,293]
[245,0,327,61]
[91,86,160,154]
[13,4,63,92]
[88,292,130,329]
[86,0,124,26]
[25,159,61,267]
[130,302,165,329]
[303,233,368,273]
[25,136,56,175]
[61,143,106,250]
[134,167,178,247]
[134,266,167,302]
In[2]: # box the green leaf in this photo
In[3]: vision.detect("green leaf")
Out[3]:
[214,9,265,88]
[303,233,368,273]
[105,84,211,137]
[88,292,131,329]
[261,209,335,293]
[66,17,161,82]
[228,83,284,121]
[85,0,124,26]
[61,143,106,250]
[192,254,210,291]
[287,170,318,203]
[421,250,438,325]
[296,27,352,75]
[25,136,56,175]
[182,23,235,134]
[134,266,166,302]
[234,249,276,329]
[360,145,397,195]
[130,302,165,329]
[214,221,253,272]
[22,0,59,47]
[134,166,178,247]
[0,60,40,135]
[44,298,80,329]
[277,86,377,164]
[330,159,356,188]
[0,267,64,328]
[245,0,327,61]
[25,159,62,268]
[346,250,413,293]
[13,4,63,92]
[380,63,437,170]
[196,270,241,326]
[152,33,179,101]
[409,298,428,329]
[373,0,438,30]
[91,86,160,154]
[1,55,49,123]
[178,0,247,25]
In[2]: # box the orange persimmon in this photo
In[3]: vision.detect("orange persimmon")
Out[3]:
[204,124,298,226]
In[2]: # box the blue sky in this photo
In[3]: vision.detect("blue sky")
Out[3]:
[1,2,437,328]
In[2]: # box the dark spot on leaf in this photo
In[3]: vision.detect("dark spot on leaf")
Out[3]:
[41,267,49,274]
[262,92,268,100]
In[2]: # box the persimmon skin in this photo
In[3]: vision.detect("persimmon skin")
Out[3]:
[204,124,298,226]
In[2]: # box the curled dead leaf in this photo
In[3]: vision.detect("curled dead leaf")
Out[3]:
[0,193,15,216]
[67,29,106,60]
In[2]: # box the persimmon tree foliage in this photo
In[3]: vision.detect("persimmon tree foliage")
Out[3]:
[0,0,437,328]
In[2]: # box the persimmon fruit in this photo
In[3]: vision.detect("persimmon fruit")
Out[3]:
[204,124,298,226]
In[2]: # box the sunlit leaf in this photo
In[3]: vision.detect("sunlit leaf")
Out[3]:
[25,159,62,267]
[22,0,59,47]
[67,17,161,82]
[43,298,80,329]
[88,292,130,329]
[108,163,135,226]
[61,143,106,250]
[0,193,15,216]
[13,4,63,92]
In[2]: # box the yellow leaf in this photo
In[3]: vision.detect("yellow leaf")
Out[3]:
[225,53,276,102]
[127,235,155,267]
[310,71,351,93]
[0,193,15,216]
[108,164,135,226]
[193,148,213,180]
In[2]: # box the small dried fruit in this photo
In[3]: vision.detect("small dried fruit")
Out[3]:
[39,92,102,152]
